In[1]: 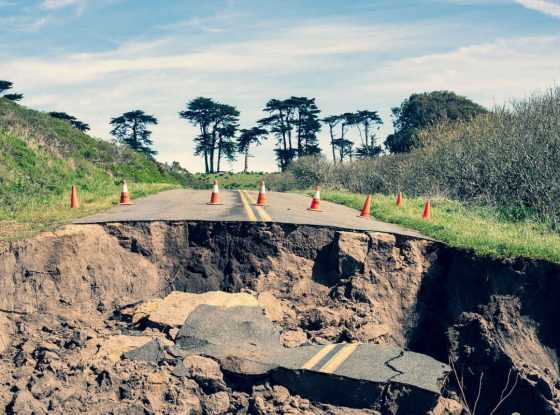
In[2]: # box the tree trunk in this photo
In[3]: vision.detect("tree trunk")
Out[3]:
[329,125,336,163]
[217,137,222,173]
[209,129,216,173]
[364,122,369,154]
[244,148,249,173]
[297,113,303,156]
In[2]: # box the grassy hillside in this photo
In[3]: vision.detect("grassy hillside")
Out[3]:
[0,98,182,240]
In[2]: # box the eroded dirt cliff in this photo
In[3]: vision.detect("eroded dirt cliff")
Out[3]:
[0,221,558,414]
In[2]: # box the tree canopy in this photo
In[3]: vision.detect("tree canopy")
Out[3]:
[49,112,91,132]
[258,96,322,170]
[0,80,23,102]
[384,91,487,153]
[237,126,268,173]
[179,97,240,173]
[110,110,158,157]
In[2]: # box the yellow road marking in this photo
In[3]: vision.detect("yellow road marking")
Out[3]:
[243,191,272,222]
[318,343,359,373]
[301,344,337,370]
[238,190,257,222]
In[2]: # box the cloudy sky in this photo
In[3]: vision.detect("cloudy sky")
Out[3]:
[1,0,559,172]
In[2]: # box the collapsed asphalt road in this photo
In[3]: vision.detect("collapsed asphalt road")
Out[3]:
[3,219,558,414]
[172,304,450,411]
[120,294,450,412]
[73,188,428,240]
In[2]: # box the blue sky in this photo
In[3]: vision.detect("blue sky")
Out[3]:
[1,0,559,172]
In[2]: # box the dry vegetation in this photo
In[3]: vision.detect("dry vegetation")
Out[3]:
[272,87,560,262]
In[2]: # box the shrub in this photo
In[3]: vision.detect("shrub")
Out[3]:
[286,87,560,227]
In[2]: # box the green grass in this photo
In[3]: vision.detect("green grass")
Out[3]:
[0,98,183,241]
[0,182,178,242]
[188,172,266,189]
[319,190,560,263]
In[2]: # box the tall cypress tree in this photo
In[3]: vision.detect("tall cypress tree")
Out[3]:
[110,110,158,157]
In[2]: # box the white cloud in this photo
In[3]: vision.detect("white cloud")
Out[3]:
[367,35,560,101]
[365,35,560,139]
[514,0,560,17]
[0,15,51,32]
[3,19,560,172]
[2,21,428,85]
[41,0,87,10]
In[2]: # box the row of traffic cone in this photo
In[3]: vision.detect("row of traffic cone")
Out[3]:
[71,179,432,220]
[355,191,431,220]
[207,180,268,206]
[70,181,133,208]
[274,184,432,220]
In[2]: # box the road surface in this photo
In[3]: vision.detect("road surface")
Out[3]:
[75,189,428,239]
[169,304,449,409]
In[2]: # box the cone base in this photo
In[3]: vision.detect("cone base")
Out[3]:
[307,208,322,212]
[357,215,371,219]
[207,202,224,206]
[119,202,134,206]
[254,203,267,207]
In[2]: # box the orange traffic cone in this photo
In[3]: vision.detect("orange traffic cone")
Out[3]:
[255,181,267,206]
[208,180,222,205]
[396,192,403,207]
[358,194,372,218]
[308,186,321,211]
[422,200,431,220]
[119,180,133,205]
[70,185,79,209]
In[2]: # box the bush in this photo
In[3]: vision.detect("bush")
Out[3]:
[286,87,560,227]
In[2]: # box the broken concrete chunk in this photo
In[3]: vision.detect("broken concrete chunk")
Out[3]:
[280,329,308,348]
[91,335,154,362]
[175,305,280,355]
[356,322,390,342]
[336,231,370,277]
[202,391,230,415]
[257,291,284,322]
[122,338,164,363]
[173,355,226,393]
[121,298,163,324]
[146,291,260,328]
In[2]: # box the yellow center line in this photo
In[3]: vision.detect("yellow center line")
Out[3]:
[318,343,359,373]
[243,190,272,222]
[301,344,337,370]
[238,190,257,222]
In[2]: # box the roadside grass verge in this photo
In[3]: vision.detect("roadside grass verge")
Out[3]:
[319,190,560,263]
[0,182,178,242]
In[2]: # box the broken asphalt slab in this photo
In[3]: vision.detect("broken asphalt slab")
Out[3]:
[168,304,450,410]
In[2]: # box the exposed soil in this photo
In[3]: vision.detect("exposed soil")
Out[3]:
[0,221,558,414]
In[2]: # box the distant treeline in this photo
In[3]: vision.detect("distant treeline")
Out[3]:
[1,79,488,173]
[281,87,560,227]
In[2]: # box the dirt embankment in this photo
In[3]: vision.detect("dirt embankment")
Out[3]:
[0,221,558,414]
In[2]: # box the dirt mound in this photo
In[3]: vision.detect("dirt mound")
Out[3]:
[0,221,558,414]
